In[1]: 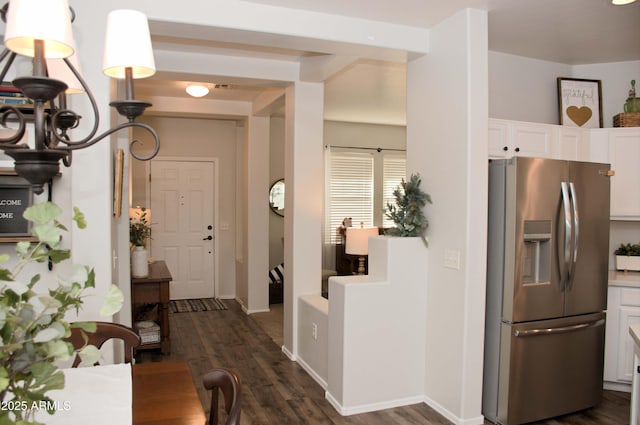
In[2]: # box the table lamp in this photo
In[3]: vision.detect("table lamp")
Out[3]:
[345,225,378,275]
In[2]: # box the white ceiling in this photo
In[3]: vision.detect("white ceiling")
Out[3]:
[138,0,640,125]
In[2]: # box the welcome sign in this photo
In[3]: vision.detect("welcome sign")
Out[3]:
[0,181,32,236]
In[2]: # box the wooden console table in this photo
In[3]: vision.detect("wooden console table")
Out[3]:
[131,261,172,354]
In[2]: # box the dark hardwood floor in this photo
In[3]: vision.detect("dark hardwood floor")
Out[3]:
[136,300,630,424]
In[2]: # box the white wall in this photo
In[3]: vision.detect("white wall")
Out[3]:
[574,61,640,127]
[407,9,487,424]
[324,121,406,149]
[132,116,239,299]
[489,52,571,124]
[490,52,640,128]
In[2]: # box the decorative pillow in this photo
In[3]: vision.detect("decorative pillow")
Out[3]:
[269,263,284,284]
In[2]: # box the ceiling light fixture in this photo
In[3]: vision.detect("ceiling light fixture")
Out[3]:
[611,0,636,5]
[185,84,209,98]
[0,0,160,194]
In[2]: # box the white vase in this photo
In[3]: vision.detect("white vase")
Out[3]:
[131,246,149,278]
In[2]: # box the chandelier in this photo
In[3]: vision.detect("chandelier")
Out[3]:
[0,0,160,194]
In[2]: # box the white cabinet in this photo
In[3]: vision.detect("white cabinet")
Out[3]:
[605,283,640,392]
[488,118,590,161]
[489,119,552,159]
[609,128,640,220]
[552,126,583,161]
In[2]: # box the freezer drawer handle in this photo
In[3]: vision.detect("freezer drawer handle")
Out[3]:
[514,319,604,338]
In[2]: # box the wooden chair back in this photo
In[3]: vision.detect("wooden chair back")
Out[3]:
[67,321,141,367]
[203,368,242,425]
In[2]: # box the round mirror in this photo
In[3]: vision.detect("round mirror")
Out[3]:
[269,179,285,217]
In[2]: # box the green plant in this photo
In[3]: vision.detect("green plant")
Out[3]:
[614,243,640,256]
[129,208,151,247]
[0,202,123,424]
[384,173,432,246]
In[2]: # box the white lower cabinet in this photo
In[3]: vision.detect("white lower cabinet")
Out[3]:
[605,285,640,391]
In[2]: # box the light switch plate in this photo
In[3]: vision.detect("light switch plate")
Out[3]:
[444,248,461,270]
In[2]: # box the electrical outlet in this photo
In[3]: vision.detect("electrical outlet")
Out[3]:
[311,323,318,340]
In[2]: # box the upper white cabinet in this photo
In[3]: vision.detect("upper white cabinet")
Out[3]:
[608,128,640,220]
[489,120,640,219]
[489,119,552,159]
[489,119,588,161]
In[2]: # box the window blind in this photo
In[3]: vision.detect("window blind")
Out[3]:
[325,150,374,244]
[382,155,407,228]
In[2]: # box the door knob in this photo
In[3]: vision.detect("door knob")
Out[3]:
[203,235,213,240]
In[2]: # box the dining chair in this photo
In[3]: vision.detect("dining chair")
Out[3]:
[203,368,242,425]
[66,321,141,367]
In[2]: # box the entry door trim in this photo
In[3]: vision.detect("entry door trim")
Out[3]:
[145,156,220,298]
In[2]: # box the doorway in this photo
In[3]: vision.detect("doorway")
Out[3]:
[150,158,217,300]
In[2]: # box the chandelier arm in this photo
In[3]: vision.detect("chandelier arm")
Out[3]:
[49,57,100,147]
[0,49,16,84]
[0,106,27,146]
[62,121,160,161]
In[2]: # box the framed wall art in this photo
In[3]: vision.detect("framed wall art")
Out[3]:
[113,149,124,218]
[557,77,603,128]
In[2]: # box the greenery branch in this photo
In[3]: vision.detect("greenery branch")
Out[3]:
[129,208,151,247]
[384,173,432,247]
[0,202,124,424]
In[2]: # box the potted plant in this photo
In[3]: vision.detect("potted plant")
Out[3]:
[0,202,123,424]
[384,173,432,247]
[614,243,640,272]
[129,208,151,278]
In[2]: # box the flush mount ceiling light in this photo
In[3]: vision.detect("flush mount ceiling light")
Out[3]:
[0,1,160,194]
[612,0,636,4]
[185,84,209,98]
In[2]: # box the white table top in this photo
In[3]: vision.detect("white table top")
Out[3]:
[34,363,132,425]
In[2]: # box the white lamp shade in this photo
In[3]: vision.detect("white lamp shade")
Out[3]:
[46,45,84,94]
[4,0,74,58]
[186,85,209,98]
[345,227,378,256]
[103,9,156,79]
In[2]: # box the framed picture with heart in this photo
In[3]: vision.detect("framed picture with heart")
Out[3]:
[557,77,603,128]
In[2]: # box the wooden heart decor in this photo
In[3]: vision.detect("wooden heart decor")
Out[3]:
[566,106,592,127]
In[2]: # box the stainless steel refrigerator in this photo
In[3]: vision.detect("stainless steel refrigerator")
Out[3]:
[483,157,612,425]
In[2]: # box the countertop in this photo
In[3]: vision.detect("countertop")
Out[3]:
[609,270,640,288]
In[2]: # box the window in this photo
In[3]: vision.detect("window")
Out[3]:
[325,150,374,244]
[382,155,407,228]
[324,147,406,245]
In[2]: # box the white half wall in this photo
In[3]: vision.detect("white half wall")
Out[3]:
[326,236,428,415]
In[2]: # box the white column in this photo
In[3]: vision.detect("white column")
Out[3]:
[283,81,324,357]
[246,115,271,313]
[406,9,488,424]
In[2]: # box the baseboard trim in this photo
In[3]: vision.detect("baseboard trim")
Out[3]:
[281,345,296,361]
[296,356,327,390]
[423,395,485,425]
[604,380,631,393]
[324,391,424,416]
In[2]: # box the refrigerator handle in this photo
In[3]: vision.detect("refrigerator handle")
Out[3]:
[567,182,579,290]
[560,182,572,289]
[514,318,605,337]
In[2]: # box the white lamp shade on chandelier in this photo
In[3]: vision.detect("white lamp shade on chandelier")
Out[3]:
[345,227,379,256]
[46,50,84,94]
[4,0,74,58]
[103,9,156,79]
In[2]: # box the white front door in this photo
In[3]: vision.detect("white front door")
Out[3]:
[150,160,215,300]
